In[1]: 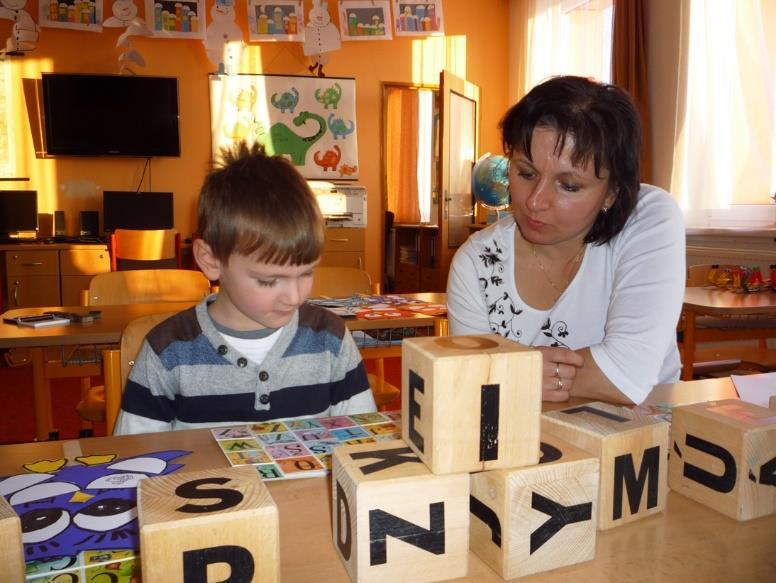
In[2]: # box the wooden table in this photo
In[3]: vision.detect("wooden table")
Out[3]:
[1,379,773,582]
[681,287,776,380]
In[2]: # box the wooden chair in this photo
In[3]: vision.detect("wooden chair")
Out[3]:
[109,228,182,271]
[76,269,212,430]
[311,266,400,409]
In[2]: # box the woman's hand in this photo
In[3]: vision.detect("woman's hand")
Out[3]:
[533,345,585,402]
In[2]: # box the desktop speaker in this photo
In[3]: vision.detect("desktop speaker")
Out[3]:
[37,213,53,238]
[54,210,66,236]
[79,210,99,237]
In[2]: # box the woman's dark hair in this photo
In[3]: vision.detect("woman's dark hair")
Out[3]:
[500,76,642,245]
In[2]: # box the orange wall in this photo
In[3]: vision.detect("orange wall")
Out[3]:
[2,1,509,281]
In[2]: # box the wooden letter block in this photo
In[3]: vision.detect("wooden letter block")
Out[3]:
[542,402,669,530]
[669,398,776,521]
[402,334,542,474]
[138,466,279,583]
[332,439,469,583]
[770,394,776,410]
[470,432,599,579]
[0,496,24,583]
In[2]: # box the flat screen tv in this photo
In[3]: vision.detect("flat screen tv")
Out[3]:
[41,73,180,157]
[103,190,174,232]
[0,190,38,238]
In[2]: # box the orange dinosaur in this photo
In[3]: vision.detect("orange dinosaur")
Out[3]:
[313,145,341,171]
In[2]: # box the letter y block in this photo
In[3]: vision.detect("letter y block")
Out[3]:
[542,402,669,529]
[138,466,280,582]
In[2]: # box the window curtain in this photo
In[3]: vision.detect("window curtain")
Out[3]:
[670,0,775,222]
[612,0,652,184]
[385,87,421,224]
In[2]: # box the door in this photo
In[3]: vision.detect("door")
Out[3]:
[437,70,480,291]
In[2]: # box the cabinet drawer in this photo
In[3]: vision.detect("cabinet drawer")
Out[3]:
[6,275,60,308]
[60,249,110,276]
[5,250,59,276]
[319,251,364,269]
[324,228,365,253]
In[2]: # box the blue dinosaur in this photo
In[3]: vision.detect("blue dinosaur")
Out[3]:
[328,113,355,140]
[270,87,300,113]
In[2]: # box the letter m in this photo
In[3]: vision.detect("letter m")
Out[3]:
[612,445,660,521]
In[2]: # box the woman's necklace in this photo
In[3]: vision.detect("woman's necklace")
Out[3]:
[529,242,586,301]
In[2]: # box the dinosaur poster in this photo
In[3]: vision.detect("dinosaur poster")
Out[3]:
[209,73,359,180]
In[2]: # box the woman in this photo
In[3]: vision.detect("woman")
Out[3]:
[447,76,685,404]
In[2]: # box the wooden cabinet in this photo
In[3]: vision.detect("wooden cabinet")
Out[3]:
[320,228,365,269]
[1,244,110,309]
[393,224,440,293]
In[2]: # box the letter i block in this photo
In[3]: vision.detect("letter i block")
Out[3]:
[669,399,776,521]
[470,432,599,579]
[138,466,280,583]
[0,496,24,583]
[332,439,469,583]
[542,402,669,530]
[402,334,542,474]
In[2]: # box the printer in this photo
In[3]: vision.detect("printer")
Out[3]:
[308,181,367,228]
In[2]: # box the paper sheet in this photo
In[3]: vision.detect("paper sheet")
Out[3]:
[731,372,776,408]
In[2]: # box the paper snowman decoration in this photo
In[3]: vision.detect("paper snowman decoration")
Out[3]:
[104,0,151,72]
[204,0,244,75]
[0,0,39,55]
[303,0,340,77]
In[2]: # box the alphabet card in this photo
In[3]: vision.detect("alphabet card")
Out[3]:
[542,402,670,530]
[669,399,776,521]
[332,439,469,582]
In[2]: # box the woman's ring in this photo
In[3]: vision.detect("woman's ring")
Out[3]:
[556,377,564,391]
[554,363,560,378]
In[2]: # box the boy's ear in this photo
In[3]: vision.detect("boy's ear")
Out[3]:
[193,238,222,281]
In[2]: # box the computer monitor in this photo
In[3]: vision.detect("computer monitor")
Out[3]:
[102,191,174,232]
[0,190,38,238]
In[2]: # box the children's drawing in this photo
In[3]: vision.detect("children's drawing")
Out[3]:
[210,74,359,179]
[0,450,190,579]
[103,0,152,74]
[338,0,391,41]
[204,0,244,75]
[38,0,102,31]
[248,0,303,42]
[1,0,40,54]
[392,0,443,36]
[303,0,340,77]
[145,0,205,39]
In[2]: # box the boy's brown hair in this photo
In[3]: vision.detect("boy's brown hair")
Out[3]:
[197,141,325,265]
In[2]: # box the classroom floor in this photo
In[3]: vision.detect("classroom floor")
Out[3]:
[0,355,401,445]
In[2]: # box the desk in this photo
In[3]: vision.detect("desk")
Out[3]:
[1,381,773,582]
[681,287,776,380]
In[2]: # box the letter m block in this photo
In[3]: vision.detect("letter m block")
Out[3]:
[669,399,776,521]
[332,439,469,582]
[542,402,669,530]
[138,467,280,583]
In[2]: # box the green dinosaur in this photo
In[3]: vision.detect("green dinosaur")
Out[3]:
[263,111,326,166]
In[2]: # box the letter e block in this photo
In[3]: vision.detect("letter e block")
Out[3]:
[138,466,279,582]
[542,402,669,530]
[470,432,599,579]
[669,399,776,521]
[0,496,24,583]
[332,439,469,582]
[402,334,542,474]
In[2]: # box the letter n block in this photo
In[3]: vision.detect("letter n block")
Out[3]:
[402,334,542,474]
[542,402,669,530]
[669,399,776,521]
[332,439,469,582]
[0,496,24,583]
[138,466,279,582]
[470,432,599,579]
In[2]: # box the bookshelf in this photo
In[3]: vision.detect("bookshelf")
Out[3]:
[393,223,440,292]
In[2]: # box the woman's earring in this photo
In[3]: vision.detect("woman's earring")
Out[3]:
[601,206,609,214]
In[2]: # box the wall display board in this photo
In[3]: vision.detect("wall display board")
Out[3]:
[209,73,359,179]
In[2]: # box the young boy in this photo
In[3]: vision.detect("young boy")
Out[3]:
[114,142,376,434]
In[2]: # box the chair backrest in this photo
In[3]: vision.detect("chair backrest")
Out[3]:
[311,266,374,297]
[110,229,181,271]
[120,312,175,387]
[85,269,212,305]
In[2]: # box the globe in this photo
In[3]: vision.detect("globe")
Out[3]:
[472,153,510,210]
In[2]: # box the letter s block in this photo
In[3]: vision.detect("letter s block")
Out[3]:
[470,432,599,579]
[542,402,669,530]
[332,439,469,582]
[138,467,279,583]
[402,334,542,474]
[0,496,24,583]
[669,399,776,521]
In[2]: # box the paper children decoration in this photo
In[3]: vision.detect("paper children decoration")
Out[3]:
[248,0,303,42]
[303,0,340,77]
[204,0,244,75]
[145,0,206,39]
[38,0,103,31]
[0,0,39,55]
[103,0,152,73]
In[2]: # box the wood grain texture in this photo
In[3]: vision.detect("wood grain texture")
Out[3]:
[0,496,24,583]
